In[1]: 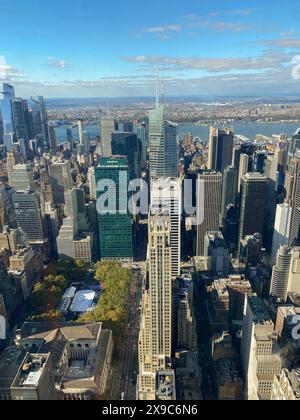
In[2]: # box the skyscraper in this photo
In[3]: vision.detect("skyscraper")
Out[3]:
[238,173,268,253]
[150,178,182,279]
[100,118,115,157]
[149,103,177,178]
[271,203,293,262]
[138,214,173,400]
[0,83,15,135]
[285,150,300,246]
[111,132,140,179]
[48,124,57,153]
[30,96,49,149]
[12,190,46,243]
[221,166,238,224]
[95,157,133,261]
[208,127,233,173]
[196,171,222,256]
[49,161,73,205]
[11,164,35,192]
[11,98,30,142]
[237,154,249,193]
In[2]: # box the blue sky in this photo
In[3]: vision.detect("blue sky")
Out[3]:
[1,0,300,97]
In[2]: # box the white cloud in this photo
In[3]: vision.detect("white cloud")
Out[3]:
[47,57,69,69]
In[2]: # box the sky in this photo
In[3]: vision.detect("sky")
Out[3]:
[1,0,300,98]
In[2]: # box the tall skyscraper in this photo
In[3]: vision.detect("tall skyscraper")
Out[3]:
[111,132,140,179]
[150,178,182,279]
[95,157,133,261]
[77,119,84,146]
[285,150,300,246]
[0,83,15,135]
[30,96,49,149]
[196,171,222,256]
[241,295,281,400]
[208,127,233,173]
[48,124,57,153]
[238,154,249,193]
[238,173,268,253]
[11,98,30,142]
[149,102,177,178]
[221,166,238,224]
[138,214,173,400]
[49,161,73,205]
[100,118,115,157]
[287,128,300,166]
[271,203,293,262]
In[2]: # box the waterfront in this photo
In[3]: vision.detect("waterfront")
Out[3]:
[55,121,300,144]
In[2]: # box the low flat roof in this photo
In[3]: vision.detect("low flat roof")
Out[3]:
[70,290,96,313]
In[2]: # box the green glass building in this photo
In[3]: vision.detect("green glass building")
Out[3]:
[95,157,133,261]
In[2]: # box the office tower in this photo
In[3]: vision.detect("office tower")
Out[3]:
[134,123,148,169]
[11,353,57,400]
[12,190,46,243]
[150,178,182,279]
[111,132,140,179]
[100,118,115,157]
[87,167,96,201]
[204,231,230,275]
[95,157,133,261]
[82,131,90,154]
[0,83,15,135]
[149,102,177,178]
[285,150,300,246]
[287,128,300,166]
[49,161,73,205]
[3,133,15,151]
[238,154,249,193]
[271,369,300,400]
[196,171,222,256]
[30,96,49,149]
[221,166,237,224]
[238,173,268,253]
[48,124,57,153]
[138,215,173,400]
[270,246,292,301]
[241,295,281,400]
[271,203,293,262]
[208,127,233,173]
[11,164,35,192]
[11,98,29,146]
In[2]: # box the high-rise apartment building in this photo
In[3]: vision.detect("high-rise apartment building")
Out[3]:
[150,178,181,278]
[149,103,177,178]
[208,127,233,174]
[138,214,173,400]
[196,171,222,256]
[95,157,133,261]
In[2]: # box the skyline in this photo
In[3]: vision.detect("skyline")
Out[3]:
[1,0,300,98]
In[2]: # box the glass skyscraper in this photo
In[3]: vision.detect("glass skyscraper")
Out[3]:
[95,157,133,261]
[0,83,15,135]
